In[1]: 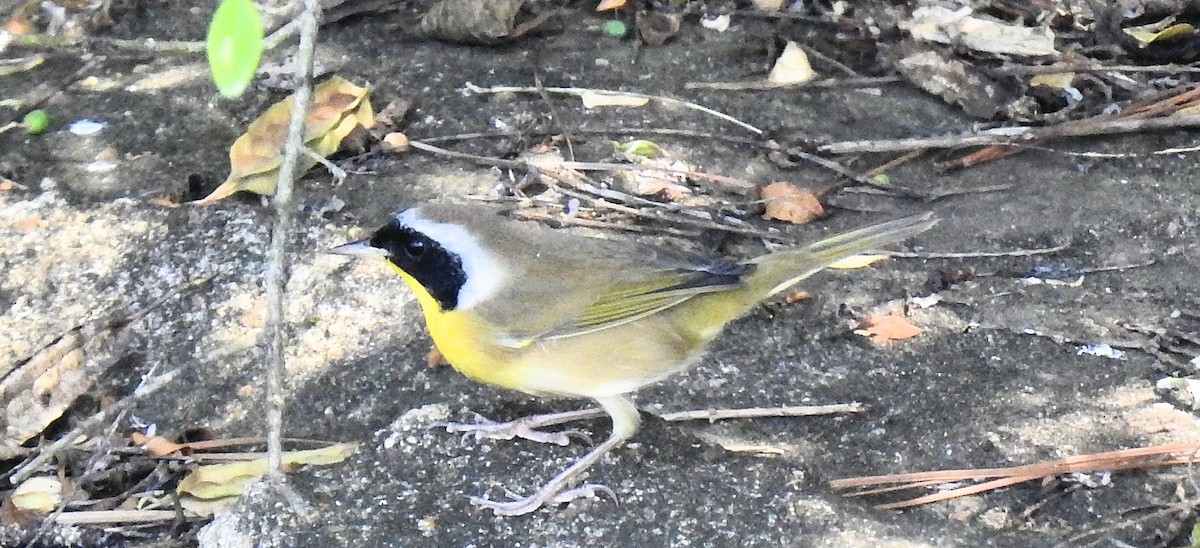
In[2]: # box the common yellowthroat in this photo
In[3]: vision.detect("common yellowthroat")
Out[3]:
[332,203,935,515]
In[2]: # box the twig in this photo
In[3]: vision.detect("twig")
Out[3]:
[9,15,300,54]
[9,368,183,485]
[659,403,863,422]
[684,76,899,91]
[52,510,184,525]
[781,147,929,200]
[819,115,1200,154]
[463,82,765,135]
[993,63,1200,75]
[264,0,321,475]
[890,238,1070,259]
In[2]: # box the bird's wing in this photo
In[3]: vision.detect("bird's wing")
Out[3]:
[481,250,749,348]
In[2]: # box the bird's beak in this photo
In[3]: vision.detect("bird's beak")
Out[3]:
[327,241,389,258]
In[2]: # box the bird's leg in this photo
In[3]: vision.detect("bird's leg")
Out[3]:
[446,407,606,446]
[471,395,641,516]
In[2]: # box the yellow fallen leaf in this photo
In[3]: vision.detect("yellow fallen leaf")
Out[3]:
[11,476,63,513]
[761,182,823,224]
[193,76,373,204]
[1124,17,1195,46]
[177,444,356,500]
[1029,72,1075,89]
[828,254,889,270]
[579,91,650,108]
[855,314,924,344]
[768,42,817,84]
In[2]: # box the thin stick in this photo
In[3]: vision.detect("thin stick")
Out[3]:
[819,115,1200,154]
[659,403,863,422]
[463,83,765,135]
[993,63,1200,75]
[263,0,321,475]
[10,14,300,54]
[52,510,184,525]
[684,76,899,91]
[889,239,1070,259]
[9,369,182,485]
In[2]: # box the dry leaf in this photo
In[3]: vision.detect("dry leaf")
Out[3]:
[129,432,185,457]
[761,182,823,224]
[11,217,46,233]
[579,91,650,108]
[1125,17,1196,46]
[10,477,63,513]
[856,314,924,344]
[177,444,356,501]
[828,254,888,270]
[193,76,374,205]
[595,0,627,11]
[901,6,1057,57]
[768,42,817,85]
[1029,72,1075,89]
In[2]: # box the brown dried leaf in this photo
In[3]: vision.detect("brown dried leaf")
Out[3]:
[856,314,924,344]
[193,76,373,204]
[761,182,823,224]
[129,432,185,457]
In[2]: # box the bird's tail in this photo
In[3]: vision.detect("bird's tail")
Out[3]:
[747,212,937,298]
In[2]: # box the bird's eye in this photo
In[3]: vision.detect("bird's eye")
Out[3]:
[404,238,426,258]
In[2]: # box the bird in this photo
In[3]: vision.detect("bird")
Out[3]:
[331,203,935,515]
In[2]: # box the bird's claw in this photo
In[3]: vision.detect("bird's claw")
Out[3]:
[444,416,582,446]
[470,483,617,516]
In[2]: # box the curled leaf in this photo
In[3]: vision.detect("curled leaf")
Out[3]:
[194,76,374,204]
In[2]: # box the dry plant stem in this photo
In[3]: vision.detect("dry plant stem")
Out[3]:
[684,76,899,91]
[782,147,927,199]
[658,403,863,422]
[9,15,300,53]
[994,63,1200,75]
[820,115,1200,154]
[463,83,765,135]
[51,510,181,525]
[830,440,1200,509]
[889,239,1070,259]
[8,369,182,485]
[264,0,321,475]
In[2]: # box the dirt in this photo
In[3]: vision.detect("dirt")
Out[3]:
[3,1,1200,547]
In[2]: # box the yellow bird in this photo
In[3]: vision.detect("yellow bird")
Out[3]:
[332,203,935,515]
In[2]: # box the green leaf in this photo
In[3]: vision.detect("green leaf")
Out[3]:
[206,0,264,98]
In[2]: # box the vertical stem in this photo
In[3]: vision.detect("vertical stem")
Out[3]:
[264,0,321,474]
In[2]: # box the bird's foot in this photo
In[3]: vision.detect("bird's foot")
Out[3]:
[470,483,617,516]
